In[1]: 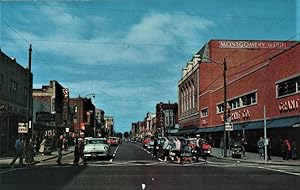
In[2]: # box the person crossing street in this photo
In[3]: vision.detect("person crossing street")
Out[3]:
[56,135,64,165]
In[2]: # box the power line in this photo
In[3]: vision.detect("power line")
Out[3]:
[228,33,300,71]
[227,41,300,78]
[1,16,51,67]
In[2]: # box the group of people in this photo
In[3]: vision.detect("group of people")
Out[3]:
[10,136,35,168]
[152,135,207,164]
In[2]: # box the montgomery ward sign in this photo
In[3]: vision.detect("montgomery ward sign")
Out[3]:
[219,41,287,49]
[279,98,300,112]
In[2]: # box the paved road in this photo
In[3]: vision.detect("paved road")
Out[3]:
[1,142,299,190]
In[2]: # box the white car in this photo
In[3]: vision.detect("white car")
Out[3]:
[84,138,109,158]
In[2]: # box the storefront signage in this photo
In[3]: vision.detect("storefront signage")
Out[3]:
[220,110,251,122]
[219,41,287,49]
[36,112,55,122]
[18,123,28,133]
[279,98,300,112]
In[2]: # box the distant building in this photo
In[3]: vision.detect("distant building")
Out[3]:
[33,80,70,137]
[0,49,32,154]
[104,116,114,137]
[69,97,96,137]
[155,102,178,136]
[95,108,105,137]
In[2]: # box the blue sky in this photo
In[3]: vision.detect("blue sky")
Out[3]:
[1,0,298,133]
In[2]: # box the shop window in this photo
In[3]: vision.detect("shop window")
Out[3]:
[277,76,299,97]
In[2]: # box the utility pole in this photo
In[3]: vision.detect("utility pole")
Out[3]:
[28,44,33,139]
[223,58,228,157]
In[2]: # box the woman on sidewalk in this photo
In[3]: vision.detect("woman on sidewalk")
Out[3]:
[25,139,35,167]
[39,138,46,156]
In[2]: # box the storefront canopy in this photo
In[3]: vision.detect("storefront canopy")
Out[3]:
[176,127,198,135]
[194,116,300,133]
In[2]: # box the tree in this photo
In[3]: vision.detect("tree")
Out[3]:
[124,131,129,139]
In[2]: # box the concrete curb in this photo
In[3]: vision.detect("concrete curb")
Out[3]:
[212,155,300,166]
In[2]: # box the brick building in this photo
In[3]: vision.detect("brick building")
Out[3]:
[33,81,70,137]
[0,50,32,154]
[178,40,300,154]
[156,102,178,136]
[70,97,95,137]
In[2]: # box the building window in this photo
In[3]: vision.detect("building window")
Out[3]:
[201,108,208,118]
[277,76,300,98]
[217,104,224,114]
[241,92,257,107]
[10,80,18,97]
[217,91,257,113]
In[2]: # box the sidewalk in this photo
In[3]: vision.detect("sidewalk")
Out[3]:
[0,147,74,169]
[212,147,300,166]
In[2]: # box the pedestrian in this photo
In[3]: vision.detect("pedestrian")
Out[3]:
[201,139,208,162]
[63,138,68,151]
[240,137,247,157]
[152,137,158,157]
[25,139,35,167]
[39,138,46,155]
[163,137,171,162]
[174,137,181,164]
[220,138,225,157]
[291,140,297,160]
[282,139,291,160]
[56,135,64,165]
[73,138,80,165]
[257,137,264,157]
[196,135,202,162]
[10,136,24,168]
[78,138,86,164]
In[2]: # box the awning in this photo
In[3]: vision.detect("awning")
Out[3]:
[193,116,300,133]
[176,128,198,135]
[267,116,300,128]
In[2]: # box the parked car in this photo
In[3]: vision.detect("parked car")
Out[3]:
[84,137,109,159]
[107,137,118,146]
[201,139,212,156]
[142,137,151,148]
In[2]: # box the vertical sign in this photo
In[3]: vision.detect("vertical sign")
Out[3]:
[51,96,56,114]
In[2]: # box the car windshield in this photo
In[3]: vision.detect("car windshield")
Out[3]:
[88,140,107,144]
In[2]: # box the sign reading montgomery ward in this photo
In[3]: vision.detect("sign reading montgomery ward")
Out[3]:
[219,41,287,49]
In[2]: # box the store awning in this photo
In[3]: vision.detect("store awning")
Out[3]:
[176,128,198,135]
[193,116,300,133]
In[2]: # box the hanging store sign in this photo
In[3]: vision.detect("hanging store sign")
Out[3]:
[218,41,287,49]
[225,122,233,131]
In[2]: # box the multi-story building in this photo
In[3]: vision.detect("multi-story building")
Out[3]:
[70,97,96,137]
[155,102,178,136]
[144,112,156,136]
[95,108,105,137]
[104,116,114,137]
[32,80,70,137]
[0,50,32,154]
[178,40,300,154]
[131,122,138,137]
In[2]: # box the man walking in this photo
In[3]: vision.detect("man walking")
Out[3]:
[56,135,64,165]
[10,136,24,168]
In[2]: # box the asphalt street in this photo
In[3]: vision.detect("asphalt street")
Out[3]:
[0,142,299,190]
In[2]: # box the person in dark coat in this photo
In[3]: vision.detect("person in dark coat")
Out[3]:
[152,137,158,157]
[73,138,80,165]
[78,138,86,164]
[26,139,35,167]
[56,135,64,165]
[10,136,24,168]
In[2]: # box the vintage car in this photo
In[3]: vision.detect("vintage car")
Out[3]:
[84,137,109,159]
